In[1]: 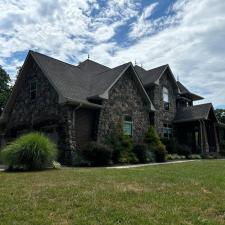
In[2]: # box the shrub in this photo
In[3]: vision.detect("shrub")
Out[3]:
[133,144,148,163]
[201,153,219,159]
[153,143,167,162]
[220,141,225,156]
[144,126,161,146]
[161,138,178,154]
[166,154,185,160]
[0,133,57,171]
[82,142,113,166]
[71,150,91,166]
[105,124,137,164]
[177,144,191,158]
[144,127,167,162]
[187,154,202,159]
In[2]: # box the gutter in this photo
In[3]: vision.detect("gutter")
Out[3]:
[60,97,102,109]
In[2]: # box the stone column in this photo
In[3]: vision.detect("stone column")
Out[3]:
[200,120,209,153]
[213,123,220,152]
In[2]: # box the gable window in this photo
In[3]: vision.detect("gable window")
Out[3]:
[30,81,37,100]
[163,86,169,110]
[163,123,173,139]
[123,115,133,136]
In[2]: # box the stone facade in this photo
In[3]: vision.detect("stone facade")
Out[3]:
[146,69,178,137]
[4,60,76,164]
[97,69,150,144]
[6,61,59,133]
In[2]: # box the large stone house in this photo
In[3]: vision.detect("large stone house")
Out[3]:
[0,51,222,164]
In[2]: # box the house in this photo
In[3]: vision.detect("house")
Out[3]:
[0,51,222,164]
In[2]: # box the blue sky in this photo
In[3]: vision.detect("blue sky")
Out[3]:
[0,0,224,108]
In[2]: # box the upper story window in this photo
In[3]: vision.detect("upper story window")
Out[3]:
[163,124,173,139]
[123,115,133,136]
[163,86,169,110]
[30,81,37,100]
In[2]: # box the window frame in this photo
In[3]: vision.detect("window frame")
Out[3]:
[123,115,133,136]
[163,123,173,139]
[163,86,170,110]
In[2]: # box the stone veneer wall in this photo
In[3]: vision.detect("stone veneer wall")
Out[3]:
[97,69,150,144]
[146,69,178,137]
[5,60,76,164]
[7,61,59,130]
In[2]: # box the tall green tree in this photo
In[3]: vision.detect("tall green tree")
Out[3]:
[215,109,225,124]
[0,65,12,114]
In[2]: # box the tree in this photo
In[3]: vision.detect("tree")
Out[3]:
[215,109,225,124]
[0,65,12,114]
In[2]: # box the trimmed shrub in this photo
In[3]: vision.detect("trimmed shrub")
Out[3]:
[144,126,161,146]
[153,143,167,162]
[82,142,113,166]
[133,144,148,163]
[105,124,137,164]
[144,127,167,162]
[0,133,57,171]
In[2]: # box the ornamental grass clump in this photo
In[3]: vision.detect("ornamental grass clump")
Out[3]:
[0,132,57,171]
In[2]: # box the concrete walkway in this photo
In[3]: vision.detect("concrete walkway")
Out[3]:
[106,160,198,169]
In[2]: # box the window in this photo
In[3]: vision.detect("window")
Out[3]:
[163,86,169,110]
[123,115,133,136]
[30,81,37,100]
[163,124,173,139]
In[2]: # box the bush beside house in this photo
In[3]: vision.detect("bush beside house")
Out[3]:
[81,142,113,166]
[0,133,57,171]
[104,124,138,164]
[144,126,167,162]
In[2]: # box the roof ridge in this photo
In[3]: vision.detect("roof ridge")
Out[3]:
[30,50,78,69]
[94,62,131,76]
[78,58,110,69]
[147,64,168,72]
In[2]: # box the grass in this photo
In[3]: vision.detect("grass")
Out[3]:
[0,160,225,225]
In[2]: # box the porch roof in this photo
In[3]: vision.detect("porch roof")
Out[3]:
[174,103,217,123]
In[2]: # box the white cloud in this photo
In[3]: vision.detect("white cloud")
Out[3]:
[0,0,225,107]
[129,2,159,38]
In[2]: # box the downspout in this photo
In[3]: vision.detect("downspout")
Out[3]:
[72,103,82,129]
[69,103,82,162]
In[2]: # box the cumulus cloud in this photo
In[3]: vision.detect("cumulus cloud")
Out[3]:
[0,0,225,107]
[129,2,159,38]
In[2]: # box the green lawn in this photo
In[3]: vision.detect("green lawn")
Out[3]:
[0,160,225,225]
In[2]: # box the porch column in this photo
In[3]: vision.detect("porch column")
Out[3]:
[200,120,209,153]
[213,123,220,152]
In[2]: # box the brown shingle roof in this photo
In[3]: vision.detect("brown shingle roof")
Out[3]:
[134,64,168,86]
[177,81,203,101]
[174,103,216,123]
